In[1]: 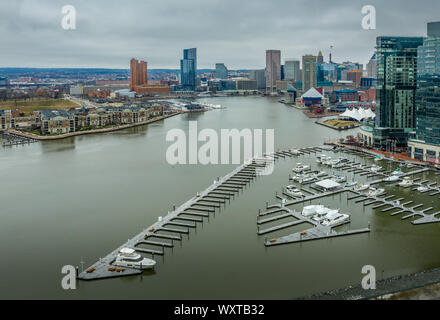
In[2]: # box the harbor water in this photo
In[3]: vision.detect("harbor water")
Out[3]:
[1,96,439,299]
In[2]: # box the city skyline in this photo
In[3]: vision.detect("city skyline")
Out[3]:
[1,0,440,69]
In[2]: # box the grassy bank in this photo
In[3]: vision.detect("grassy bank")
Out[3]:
[0,98,81,115]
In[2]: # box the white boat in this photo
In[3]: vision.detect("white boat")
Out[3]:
[354,183,370,191]
[398,177,413,187]
[290,149,301,156]
[312,207,334,222]
[345,181,358,188]
[314,171,327,178]
[417,184,429,192]
[302,204,324,217]
[321,211,350,227]
[114,248,156,270]
[331,175,346,183]
[391,169,404,176]
[370,165,383,172]
[300,176,315,184]
[284,185,303,198]
[383,175,399,183]
[367,187,385,197]
[292,163,310,173]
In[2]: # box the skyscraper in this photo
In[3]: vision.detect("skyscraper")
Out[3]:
[408,22,440,161]
[180,48,197,91]
[265,50,281,92]
[284,59,301,82]
[374,36,424,147]
[302,55,317,92]
[215,63,228,79]
[130,58,148,91]
[317,50,324,64]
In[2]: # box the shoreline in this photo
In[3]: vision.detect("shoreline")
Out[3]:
[7,112,181,141]
[301,266,440,300]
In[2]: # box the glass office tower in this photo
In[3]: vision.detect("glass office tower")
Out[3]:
[180,48,197,91]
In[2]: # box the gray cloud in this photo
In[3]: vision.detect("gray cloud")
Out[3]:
[0,0,438,69]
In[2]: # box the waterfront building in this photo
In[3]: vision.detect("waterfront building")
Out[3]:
[40,110,75,134]
[130,58,148,91]
[130,58,169,94]
[302,55,317,93]
[235,78,258,91]
[330,89,360,103]
[284,59,301,82]
[373,36,424,148]
[249,69,266,90]
[265,50,281,92]
[180,48,197,91]
[215,63,228,79]
[301,87,323,107]
[408,22,440,162]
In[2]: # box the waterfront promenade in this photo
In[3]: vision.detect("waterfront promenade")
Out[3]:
[6,112,181,141]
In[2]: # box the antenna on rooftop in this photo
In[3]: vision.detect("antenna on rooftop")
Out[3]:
[329,45,334,63]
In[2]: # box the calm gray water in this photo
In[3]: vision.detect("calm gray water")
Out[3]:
[1,96,439,299]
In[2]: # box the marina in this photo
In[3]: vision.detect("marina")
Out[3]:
[3,96,440,299]
[1,131,38,147]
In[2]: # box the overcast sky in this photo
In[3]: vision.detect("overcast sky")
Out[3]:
[0,0,438,69]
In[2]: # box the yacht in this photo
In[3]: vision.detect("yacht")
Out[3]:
[370,165,383,172]
[331,175,347,183]
[374,155,384,162]
[367,187,385,197]
[284,185,304,198]
[398,177,413,187]
[391,169,404,176]
[114,248,156,270]
[344,181,358,188]
[354,183,370,191]
[302,204,325,217]
[314,171,327,178]
[321,211,350,227]
[417,184,430,192]
[312,207,334,223]
[292,163,310,173]
[290,149,301,156]
[300,176,316,184]
[383,175,399,183]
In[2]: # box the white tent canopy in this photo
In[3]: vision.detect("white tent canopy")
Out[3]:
[339,107,376,122]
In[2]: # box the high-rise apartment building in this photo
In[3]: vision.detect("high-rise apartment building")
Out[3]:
[130,58,148,91]
[265,50,281,92]
[408,22,440,161]
[373,36,424,147]
[302,55,317,93]
[180,48,197,91]
[215,63,228,79]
